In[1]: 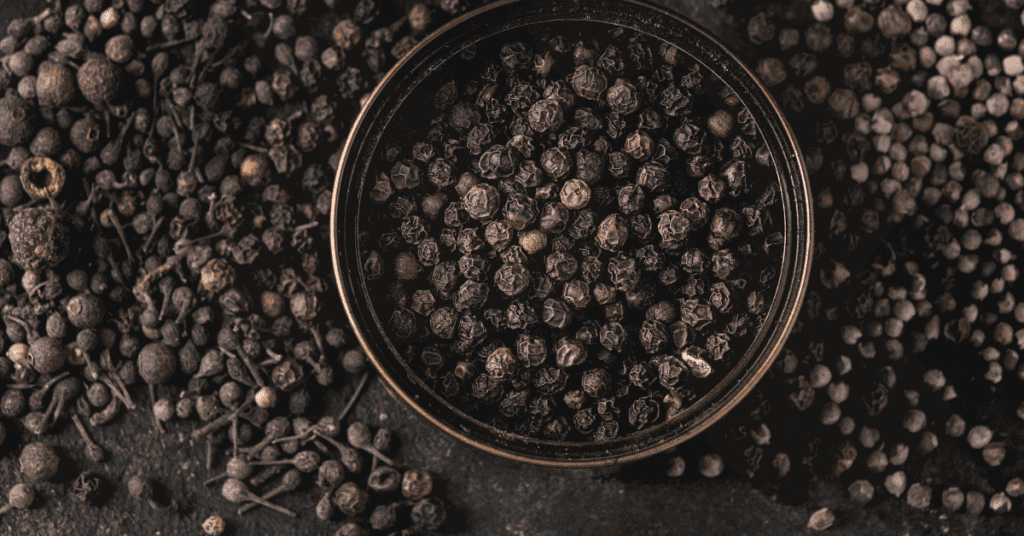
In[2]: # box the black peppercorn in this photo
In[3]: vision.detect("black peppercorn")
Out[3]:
[755,58,787,87]
[747,12,776,45]
[401,468,434,500]
[411,497,447,530]
[272,360,305,393]
[333,482,370,515]
[528,99,563,133]
[606,79,639,114]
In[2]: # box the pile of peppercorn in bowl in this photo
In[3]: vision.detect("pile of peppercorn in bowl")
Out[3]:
[331,0,813,466]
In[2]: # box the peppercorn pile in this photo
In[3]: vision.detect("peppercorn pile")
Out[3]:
[670,0,1024,525]
[361,24,784,441]
[0,0,481,534]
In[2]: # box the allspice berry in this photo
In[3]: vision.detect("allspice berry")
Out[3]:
[3,482,34,511]
[0,174,23,206]
[0,94,36,147]
[35,61,77,108]
[77,56,125,105]
[104,34,135,63]
[28,337,68,375]
[66,293,105,329]
[19,442,60,481]
[9,207,72,271]
[138,343,178,385]
[70,116,103,154]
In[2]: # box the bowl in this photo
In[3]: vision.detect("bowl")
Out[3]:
[330,0,812,467]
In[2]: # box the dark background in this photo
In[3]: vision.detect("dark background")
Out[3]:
[0,1,1021,535]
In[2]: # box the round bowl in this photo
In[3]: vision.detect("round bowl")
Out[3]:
[331,0,812,467]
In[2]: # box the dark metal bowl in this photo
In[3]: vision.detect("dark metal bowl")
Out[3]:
[330,0,813,467]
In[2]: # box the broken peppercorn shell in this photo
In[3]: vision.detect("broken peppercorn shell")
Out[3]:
[201,515,226,536]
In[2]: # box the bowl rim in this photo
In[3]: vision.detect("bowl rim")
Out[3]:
[330,0,813,467]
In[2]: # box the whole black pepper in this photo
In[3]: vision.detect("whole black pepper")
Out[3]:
[332,481,370,516]
[411,497,448,530]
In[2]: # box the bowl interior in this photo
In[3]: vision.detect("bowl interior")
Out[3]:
[331,0,812,466]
